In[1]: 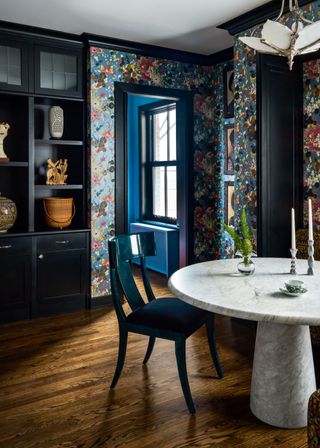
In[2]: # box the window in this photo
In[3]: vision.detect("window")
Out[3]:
[140,102,177,224]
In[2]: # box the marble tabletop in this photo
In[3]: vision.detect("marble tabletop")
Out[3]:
[168,258,320,326]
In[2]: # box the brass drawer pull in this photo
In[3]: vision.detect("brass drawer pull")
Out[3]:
[0,245,12,249]
[55,240,70,244]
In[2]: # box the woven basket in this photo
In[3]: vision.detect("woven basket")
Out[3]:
[43,197,75,229]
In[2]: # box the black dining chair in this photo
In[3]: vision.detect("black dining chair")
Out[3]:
[108,232,223,413]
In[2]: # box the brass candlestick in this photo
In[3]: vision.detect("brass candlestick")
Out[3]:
[308,239,314,276]
[290,248,298,275]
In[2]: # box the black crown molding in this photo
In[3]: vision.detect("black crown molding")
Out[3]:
[218,0,313,35]
[0,20,83,47]
[208,47,234,65]
[84,33,209,65]
[83,33,233,66]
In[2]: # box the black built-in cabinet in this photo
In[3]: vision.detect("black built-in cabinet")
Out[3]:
[0,28,89,323]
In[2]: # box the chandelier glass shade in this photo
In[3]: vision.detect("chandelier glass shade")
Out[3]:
[239,0,320,69]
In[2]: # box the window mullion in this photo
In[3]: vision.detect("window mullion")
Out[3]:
[150,114,154,218]
[164,165,167,218]
[167,110,170,162]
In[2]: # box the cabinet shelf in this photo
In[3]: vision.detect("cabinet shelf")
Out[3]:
[35,184,83,190]
[0,162,28,167]
[35,139,83,146]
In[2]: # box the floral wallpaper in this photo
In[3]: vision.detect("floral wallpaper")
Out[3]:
[89,48,232,297]
[194,62,234,261]
[303,59,320,227]
[233,38,257,235]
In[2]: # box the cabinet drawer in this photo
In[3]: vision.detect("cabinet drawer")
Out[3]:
[0,238,32,256]
[37,233,87,253]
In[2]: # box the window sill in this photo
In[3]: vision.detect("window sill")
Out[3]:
[137,220,179,231]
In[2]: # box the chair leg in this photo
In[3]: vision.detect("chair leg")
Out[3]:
[175,338,195,414]
[143,336,156,365]
[206,314,223,379]
[110,328,128,389]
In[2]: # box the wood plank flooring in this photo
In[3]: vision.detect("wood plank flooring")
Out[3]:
[0,270,309,448]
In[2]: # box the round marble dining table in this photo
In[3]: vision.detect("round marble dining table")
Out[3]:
[168,257,320,429]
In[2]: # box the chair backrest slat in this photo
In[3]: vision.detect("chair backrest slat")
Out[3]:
[108,232,157,314]
[117,260,145,311]
[140,257,156,302]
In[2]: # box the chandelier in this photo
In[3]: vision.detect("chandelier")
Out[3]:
[239,0,320,70]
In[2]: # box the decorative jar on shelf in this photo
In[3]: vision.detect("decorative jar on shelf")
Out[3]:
[49,106,64,139]
[0,193,17,232]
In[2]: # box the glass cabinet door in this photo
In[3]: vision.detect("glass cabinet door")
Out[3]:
[35,46,82,98]
[0,42,28,92]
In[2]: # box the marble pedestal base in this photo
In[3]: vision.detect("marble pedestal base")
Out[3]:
[250,322,316,428]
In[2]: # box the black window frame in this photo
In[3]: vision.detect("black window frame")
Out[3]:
[139,100,178,225]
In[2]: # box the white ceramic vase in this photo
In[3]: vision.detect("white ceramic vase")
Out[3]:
[49,106,64,139]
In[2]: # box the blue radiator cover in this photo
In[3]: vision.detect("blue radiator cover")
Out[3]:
[129,223,179,277]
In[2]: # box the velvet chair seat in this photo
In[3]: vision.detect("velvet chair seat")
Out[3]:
[126,297,208,335]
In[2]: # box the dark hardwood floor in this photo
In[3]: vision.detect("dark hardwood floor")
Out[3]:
[0,270,308,448]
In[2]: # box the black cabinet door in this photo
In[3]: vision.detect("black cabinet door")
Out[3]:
[34,45,83,98]
[0,252,31,323]
[34,249,87,317]
[257,54,303,257]
[0,38,29,93]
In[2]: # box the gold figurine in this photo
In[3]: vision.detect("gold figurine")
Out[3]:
[46,158,68,185]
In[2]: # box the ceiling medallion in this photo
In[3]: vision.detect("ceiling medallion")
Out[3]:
[239,0,320,70]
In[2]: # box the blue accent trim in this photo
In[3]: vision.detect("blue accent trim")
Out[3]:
[127,94,159,229]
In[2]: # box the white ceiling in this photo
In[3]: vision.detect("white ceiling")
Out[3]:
[0,0,271,54]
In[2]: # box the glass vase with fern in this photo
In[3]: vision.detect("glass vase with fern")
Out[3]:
[224,208,255,275]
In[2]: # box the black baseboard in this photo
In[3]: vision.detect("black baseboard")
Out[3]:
[90,294,113,309]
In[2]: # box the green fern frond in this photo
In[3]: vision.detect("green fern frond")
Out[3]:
[223,208,253,257]
[240,208,250,240]
[223,223,243,252]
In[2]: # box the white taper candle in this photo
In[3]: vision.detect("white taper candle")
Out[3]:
[308,198,313,241]
[291,208,296,250]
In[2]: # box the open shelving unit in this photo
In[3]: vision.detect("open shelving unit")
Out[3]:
[32,96,86,232]
[0,92,87,234]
